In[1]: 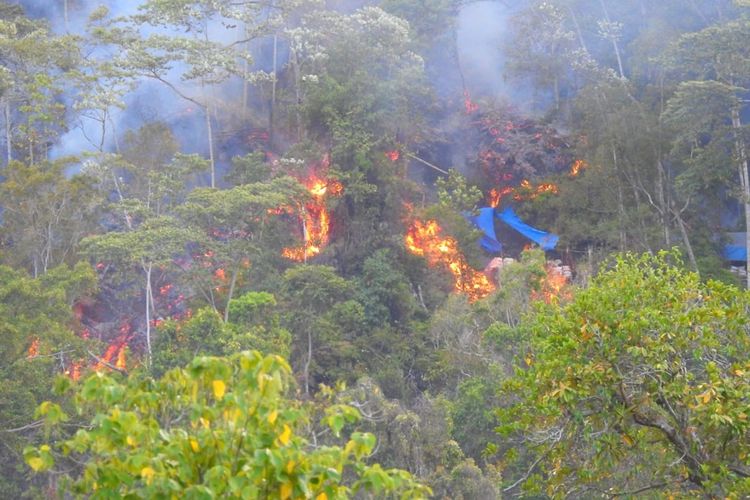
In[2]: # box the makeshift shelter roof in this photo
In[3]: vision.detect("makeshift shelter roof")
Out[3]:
[724,232,747,261]
[468,206,558,253]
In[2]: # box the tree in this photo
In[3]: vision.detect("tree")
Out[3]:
[0,158,102,276]
[25,351,431,498]
[665,18,750,285]
[0,262,96,497]
[497,251,750,497]
[0,4,78,164]
[80,216,194,367]
[281,265,362,395]
[177,175,306,321]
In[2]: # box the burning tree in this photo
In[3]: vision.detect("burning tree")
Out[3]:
[80,216,194,367]
[178,175,307,322]
[281,157,343,262]
[406,219,495,302]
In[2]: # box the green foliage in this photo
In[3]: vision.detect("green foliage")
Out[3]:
[497,251,750,496]
[435,170,483,213]
[26,351,430,498]
[0,263,96,496]
[0,159,103,275]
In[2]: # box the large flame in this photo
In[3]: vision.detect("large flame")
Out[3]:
[283,173,343,262]
[531,264,571,304]
[95,321,132,372]
[406,219,495,301]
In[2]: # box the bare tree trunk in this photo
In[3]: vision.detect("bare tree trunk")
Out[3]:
[5,100,11,164]
[242,24,249,117]
[63,0,69,32]
[567,6,588,53]
[731,106,750,288]
[656,160,670,246]
[304,329,312,395]
[291,50,302,142]
[205,101,215,188]
[144,262,153,366]
[599,0,625,78]
[612,146,627,251]
[223,264,239,323]
[269,32,278,146]
[672,205,698,273]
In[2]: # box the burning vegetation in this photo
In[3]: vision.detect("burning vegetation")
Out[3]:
[282,160,343,262]
[405,219,495,301]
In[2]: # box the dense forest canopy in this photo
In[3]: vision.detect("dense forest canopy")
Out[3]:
[3,0,750,497]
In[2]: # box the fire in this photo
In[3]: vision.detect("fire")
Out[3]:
[405,219,495,301]
[27,338,39,359]
[463,90,479,114]
[569,159,587,177]
[65,361,82,381]
[488,187,513,208]
[532,264,571,304]
[385,150,400,162]
[513,180,559,200]
[95,321,132,373]
[283,173,343,262]
[487,180,558,206]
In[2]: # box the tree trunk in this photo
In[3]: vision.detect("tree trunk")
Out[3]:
[5,100,11,164]
[223,264,239,323]
[205,101,215,188]
[731,106,750,288]
[612,146,627,251]
[304,329,312,395]
[673,204,699,273]
[269,32,278,147]
[599,0,625,78]
[144,262,153,366]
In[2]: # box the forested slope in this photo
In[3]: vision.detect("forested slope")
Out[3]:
[3,0,750,497]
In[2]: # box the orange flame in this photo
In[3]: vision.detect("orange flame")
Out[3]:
[569,159,587,177]
[531,264,571,304]
[405,220,494,301]
[283,174,343,262]
[488,187,514,208]
[463,90,479,114]
[385,150,400,162]
[27,338,39,359]
[66,361,83,381]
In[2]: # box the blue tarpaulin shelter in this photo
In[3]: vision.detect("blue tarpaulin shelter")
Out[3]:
[469,207,503,253]
[469,206,558,252]
[723,232,747,261]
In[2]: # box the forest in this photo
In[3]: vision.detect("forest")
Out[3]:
[3,0,750,497]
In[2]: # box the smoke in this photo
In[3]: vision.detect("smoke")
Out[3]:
[456,0,536,109]
[16,0,140,33]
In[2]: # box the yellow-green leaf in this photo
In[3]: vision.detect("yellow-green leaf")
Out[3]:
[212,380,226,400]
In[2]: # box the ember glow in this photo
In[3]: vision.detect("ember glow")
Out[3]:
[570,159,587,177]
[95,321,132,372]
[405,219,495,301]
[385,150,400,162]
[488,187,513,208]
[27,338,39,359]
[283,171,343,262]
[487,180,558,206]
[532,264,571,304]
[463,90,479,114]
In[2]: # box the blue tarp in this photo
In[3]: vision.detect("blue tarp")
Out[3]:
[468,206,559,252]
[724,245,747,261]
[469,207,503,253]
[496,207,559,251]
